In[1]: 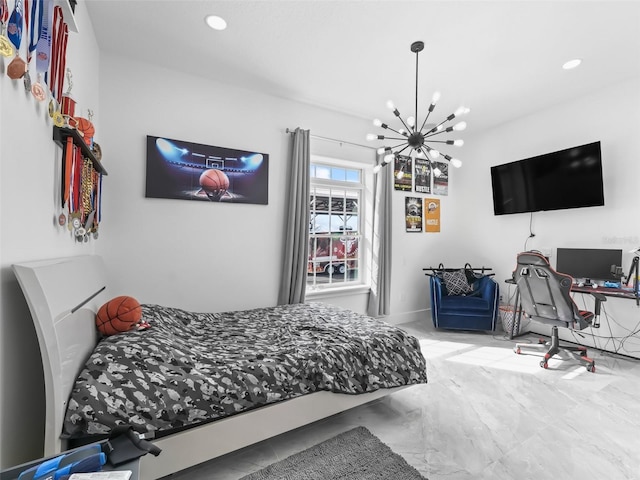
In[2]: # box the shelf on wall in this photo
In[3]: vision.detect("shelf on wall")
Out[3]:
[56,0,78,33]
[53,127,108,175]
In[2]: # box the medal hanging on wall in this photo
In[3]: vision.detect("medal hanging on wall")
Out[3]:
[0,0,15,58]
[33,0,51,101]
[6,0,28,80]
[23,0,43,93]
[47,5,67,126]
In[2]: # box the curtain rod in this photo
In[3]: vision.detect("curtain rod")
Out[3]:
[285,128,376,151]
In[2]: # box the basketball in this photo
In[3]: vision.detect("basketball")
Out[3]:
[199,169,229,197]
[75,117,95,144]
[96,296,142,336]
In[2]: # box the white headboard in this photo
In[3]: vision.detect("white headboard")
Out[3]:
[12,255,109,455]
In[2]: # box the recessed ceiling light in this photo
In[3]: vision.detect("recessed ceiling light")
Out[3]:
[562,58,582,70]
[205,15,227,31]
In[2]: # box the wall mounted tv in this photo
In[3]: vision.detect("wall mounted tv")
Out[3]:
[490,141,604,215]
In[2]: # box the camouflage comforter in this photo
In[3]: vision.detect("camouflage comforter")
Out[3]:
[62,302,427,440]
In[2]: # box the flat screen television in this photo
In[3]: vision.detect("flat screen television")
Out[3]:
[490,141,604,215]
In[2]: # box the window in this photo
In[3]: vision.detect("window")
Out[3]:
[308,160,365,290]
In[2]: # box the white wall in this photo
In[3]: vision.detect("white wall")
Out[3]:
[436,77,640,355]
[0,2,100,467]
[93,54,377,314]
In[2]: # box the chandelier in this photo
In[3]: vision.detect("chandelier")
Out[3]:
[367,41,469,176]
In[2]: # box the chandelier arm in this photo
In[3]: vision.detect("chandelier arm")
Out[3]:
[394,113,413,134]
[387,141,409,151]
[419,110,433,133]
[424,121,453,137]
[394,145,412,156]
[384,136,410,141]
[384,126,408,136]
[425,139,454,144]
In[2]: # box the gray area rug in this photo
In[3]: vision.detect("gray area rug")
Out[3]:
[239,426,427,479]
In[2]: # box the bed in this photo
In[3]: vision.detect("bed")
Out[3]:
[13,255,428,479]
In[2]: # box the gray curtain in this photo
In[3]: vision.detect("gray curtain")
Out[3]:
[367,153,392,317]
[278,128,310,305]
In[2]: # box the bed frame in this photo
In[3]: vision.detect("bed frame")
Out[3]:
[13,255,407,479]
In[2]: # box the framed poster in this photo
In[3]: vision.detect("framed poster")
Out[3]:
[433,161,449,196]
[424,198,441,232]
[405,196,422,232]
[414,157,431,194]
[145,135,269,204]
[394,155,412,191]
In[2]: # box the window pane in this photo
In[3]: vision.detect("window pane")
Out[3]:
[346,169,360,183]
[331,167,346,182]
[315,165,331,179]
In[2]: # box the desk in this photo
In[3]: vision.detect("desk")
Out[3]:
[572,284,638,301]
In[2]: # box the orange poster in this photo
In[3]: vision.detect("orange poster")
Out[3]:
[424,198,441,233]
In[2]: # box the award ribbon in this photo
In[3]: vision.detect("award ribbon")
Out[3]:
[7,0,23,50]
[23,0,42,91]
[0,0,15,57]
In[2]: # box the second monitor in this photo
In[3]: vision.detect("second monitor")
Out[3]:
[556,248,623,284]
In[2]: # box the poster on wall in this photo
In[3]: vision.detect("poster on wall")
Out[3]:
[424,198,441,232]
[145,135,269,204]
[433,161,449,196]
[394,155,413,191]
[414,157,431,194]
[405,196,423,232]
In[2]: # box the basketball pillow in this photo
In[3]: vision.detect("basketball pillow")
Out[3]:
[96,296,142,336]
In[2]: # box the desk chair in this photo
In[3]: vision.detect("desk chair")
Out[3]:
[512,251,606,372]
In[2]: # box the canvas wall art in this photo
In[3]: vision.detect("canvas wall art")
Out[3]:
[145,136,269,204]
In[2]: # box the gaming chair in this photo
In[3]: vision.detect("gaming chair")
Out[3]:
[512,251,606,372]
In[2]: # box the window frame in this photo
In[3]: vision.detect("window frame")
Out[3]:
[306,155,372,296]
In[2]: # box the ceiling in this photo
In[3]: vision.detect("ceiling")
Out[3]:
[84,1,640,133]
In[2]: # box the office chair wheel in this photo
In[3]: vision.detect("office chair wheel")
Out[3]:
[514,347,521,354]
[540,360,548,369]
[586,363,595,373]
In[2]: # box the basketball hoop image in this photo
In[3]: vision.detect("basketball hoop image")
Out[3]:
[199,169,230,201]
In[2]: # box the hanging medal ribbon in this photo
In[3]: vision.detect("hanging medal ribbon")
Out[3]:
[26,0,42,64]
[7,0,27,80]
[7,0,23,50]
[0,0,15,57]
[23,0,42,91]
[47,5,66,125]
[33,0,51,100]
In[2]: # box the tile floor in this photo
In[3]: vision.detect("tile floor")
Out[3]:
[165,319,640,479]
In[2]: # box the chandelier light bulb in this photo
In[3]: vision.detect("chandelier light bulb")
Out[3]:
[454,106,468,117]
[373,118,382,127]
[433,167,442,177]
[430,149,441,159]
[366,133,377,141]
[407,116,415,127]
[386,100,395,110]
[432,91,441,103]
[377,147,386,154]
[453,139,464,147]
[451,158,463,168]
[396,170,405,180]
[384,154,394,164]
[398,128,406,135]
[373,164,382,174]
[453,121,467,131]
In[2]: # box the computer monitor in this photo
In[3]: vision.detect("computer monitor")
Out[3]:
[555,248,623,283]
